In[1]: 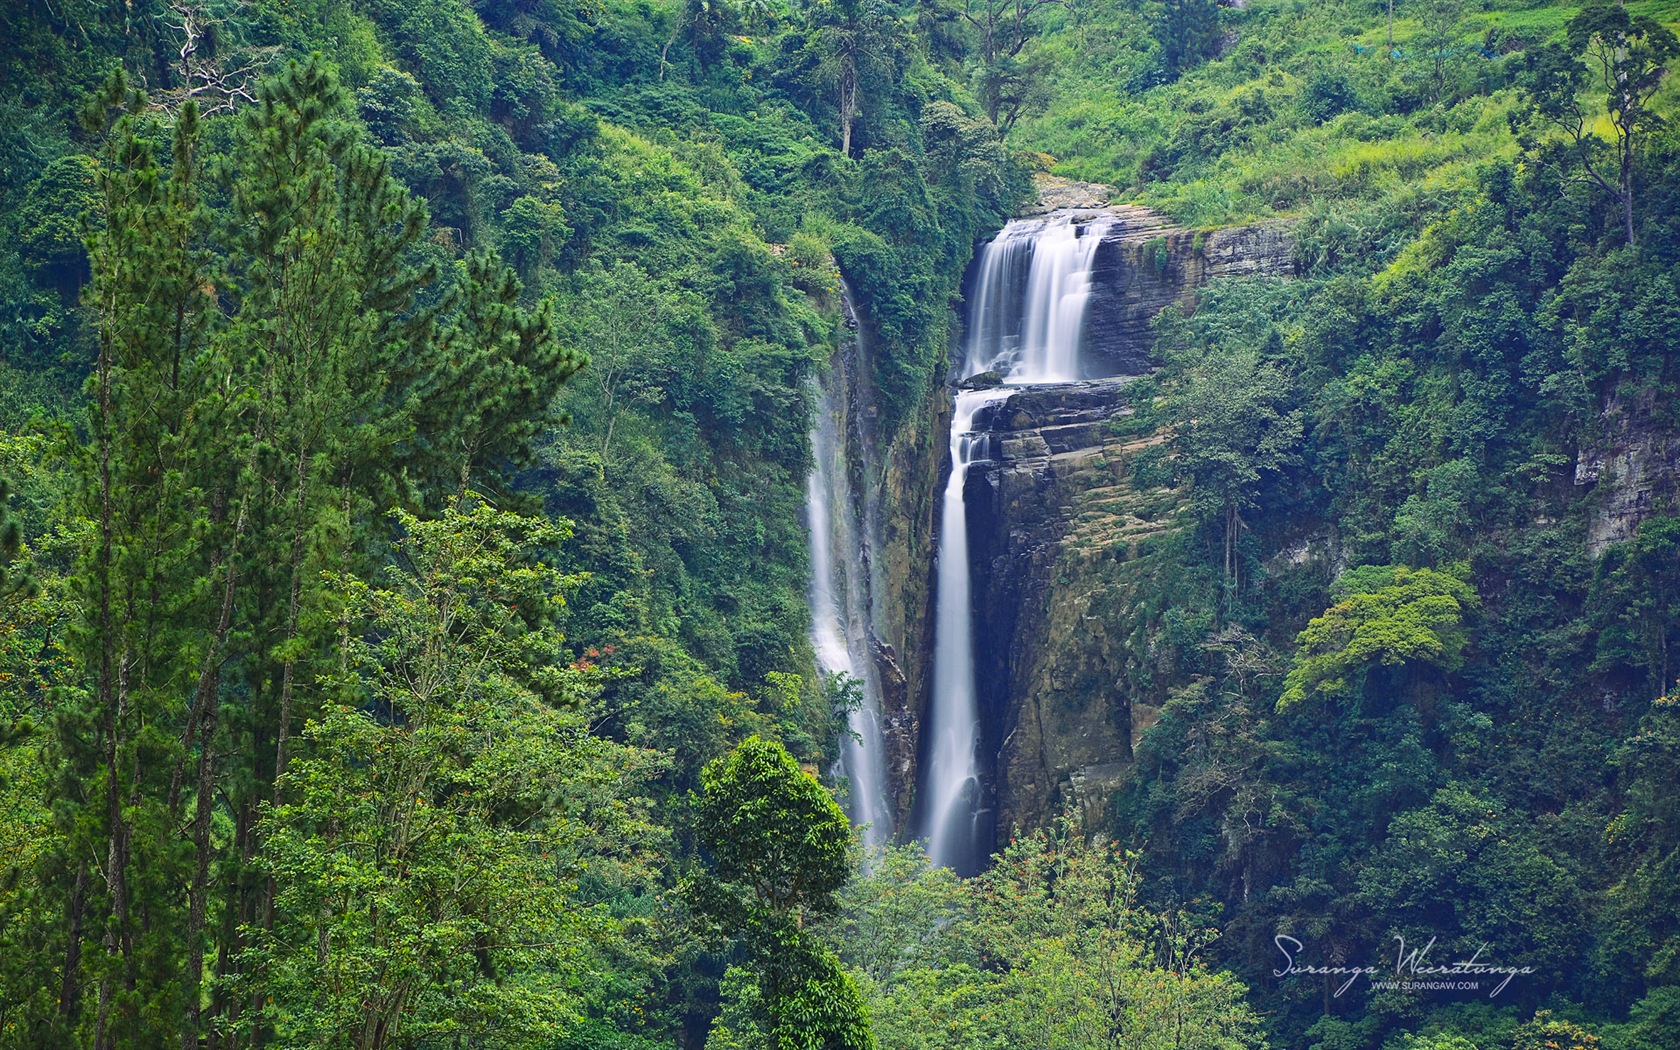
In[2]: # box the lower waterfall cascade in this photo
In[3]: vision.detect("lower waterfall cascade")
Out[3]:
[923,386,1011,873]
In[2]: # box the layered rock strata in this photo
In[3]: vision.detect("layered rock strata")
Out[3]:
[958,379,1184,836]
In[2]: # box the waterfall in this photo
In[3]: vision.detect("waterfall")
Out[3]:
[924,387,1009,873]
[806,319,892,848]
[962,213,1115,382]
[921,210,1113,872]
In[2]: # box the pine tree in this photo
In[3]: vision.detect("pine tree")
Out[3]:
[46,54,580,1048]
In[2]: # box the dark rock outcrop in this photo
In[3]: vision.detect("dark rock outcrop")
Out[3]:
[956,379,1185,836]
[1082,209,1297,376]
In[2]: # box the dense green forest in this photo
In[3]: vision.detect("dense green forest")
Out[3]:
[1,0,1678,1042]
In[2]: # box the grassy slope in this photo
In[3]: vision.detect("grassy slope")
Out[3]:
[1013,0,1680,227]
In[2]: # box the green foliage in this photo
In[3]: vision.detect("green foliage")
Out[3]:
[12,54,595,1046]
[1154,0,1222,83]
[1602,691,1680,994]
[1358,786,1582,979]
[1509,1011,1600,1050]
[693,736,871,1050]
[15,154,98,297]
[1108,88,1680,1047]
[249,500,664,1047]
[1159,321,1303,591]
[1302,71,1359,126]
[1589,515,1680,695]
[1395,1035,1483,1050]
[8,0,1680,1045]
[1512,2,1680,243]
[695,735,853,919]
[1279,565,1479,709]
[827,824,1266,1049]
[0,476,28,600]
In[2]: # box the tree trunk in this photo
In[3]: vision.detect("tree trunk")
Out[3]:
[1622,157,1636,246]
[840,54,857,157]
[60,863,87,1022]
[273,443,310,802]
[181,511,244,1049]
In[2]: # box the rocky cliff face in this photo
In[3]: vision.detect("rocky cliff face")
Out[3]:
[1575,386,1680,556]
[932,201,1296,838]
[1082,210,1296,376]
[959,380,1183,835]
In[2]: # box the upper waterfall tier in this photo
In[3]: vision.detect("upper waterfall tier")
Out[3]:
[962,213,1115,384]
[961,206,1296,382]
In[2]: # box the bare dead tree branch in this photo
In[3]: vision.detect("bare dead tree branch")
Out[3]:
[147,1,280,119]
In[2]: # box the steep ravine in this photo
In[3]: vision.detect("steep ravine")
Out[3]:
[907,192,1296,846]
[841,188,1301,849]
[815,290,950,835]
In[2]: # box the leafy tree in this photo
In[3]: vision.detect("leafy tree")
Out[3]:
[691,736,872,1050]
[1278,565,1478,710]
[1590,515,1680,696]
[1162,341,1302,594]
[828,845,964,986]
[1396,1035,1483,1050]
[658,0,740,81]
[1358,786,1581,983]
[1613,986,1680,1050]
[564,261,686,463]
[501,194,571,280]
[959,0,1070,133]
[1514,2,1679,245]
[41,55,579,1047]
[1412,0,1467,105]
[0,476,28,600]
[1153,0,1219,82]
[807,0,898,156]
[1509,1011,1600,1050]
[473,0,596,67]
[248,501,663,1048]
[1300,70,1356,125]
[15,154,99,300]
[1602,690,1680,993]
[828,820,1265,1049]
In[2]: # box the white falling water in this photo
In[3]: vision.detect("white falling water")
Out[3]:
[807,356,892,848]
[962,213,1115,383]
[961,221,1035,378]
[924,387,1009,872]
[923,210,1113,872]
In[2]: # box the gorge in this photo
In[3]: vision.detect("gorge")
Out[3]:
[816,193,1301,871]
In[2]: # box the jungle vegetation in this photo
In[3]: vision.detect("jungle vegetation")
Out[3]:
[0,0,1677,1044]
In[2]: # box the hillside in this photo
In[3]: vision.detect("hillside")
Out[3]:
[0,0,1678,1046]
